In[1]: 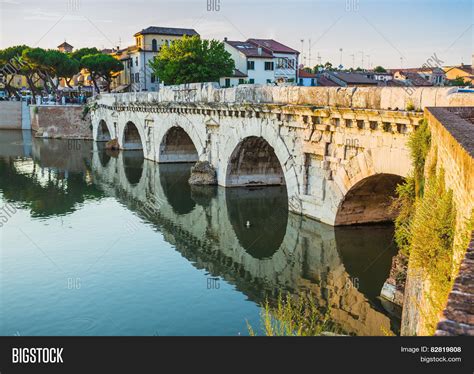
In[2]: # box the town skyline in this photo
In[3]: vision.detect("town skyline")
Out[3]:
[0,0,472,70]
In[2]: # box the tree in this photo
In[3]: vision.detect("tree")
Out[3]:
[21,48,80,96]
[0,45,30,98]
[374,65,387,73]
[149,35,234,85]
[80,54,123,92]
[71,48,101,65]
[448,76,468,86]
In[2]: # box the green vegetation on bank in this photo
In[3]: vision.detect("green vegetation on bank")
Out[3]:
[247,291,339,336]
[392,119,472,334]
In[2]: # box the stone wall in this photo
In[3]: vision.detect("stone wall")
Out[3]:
[0,101,22,129]
[30,105,92,139]
[401,107,474,336]
[435,233,474,336]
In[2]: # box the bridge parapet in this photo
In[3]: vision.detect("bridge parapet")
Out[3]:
[94,83,472,111]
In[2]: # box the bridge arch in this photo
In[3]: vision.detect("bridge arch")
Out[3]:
[122,121,145,151]
[225,136,286,187]
[159,126,199,163]
[332,148,409,225]
[221,124,299,190]
[335,173,404,225]
[97,120,112,142]
[155,119,205,163]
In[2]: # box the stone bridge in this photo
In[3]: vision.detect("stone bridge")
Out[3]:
[90,83,473,226]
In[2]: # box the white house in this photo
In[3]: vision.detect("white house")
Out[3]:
[223,38,299,86]
[112,26,199,92]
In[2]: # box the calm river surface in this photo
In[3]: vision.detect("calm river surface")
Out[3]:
[0,130,399,336]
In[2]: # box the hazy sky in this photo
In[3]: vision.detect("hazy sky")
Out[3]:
[0,0,472,69]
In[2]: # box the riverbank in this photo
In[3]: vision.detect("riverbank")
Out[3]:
[30,104,92,140]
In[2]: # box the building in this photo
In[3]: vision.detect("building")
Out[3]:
[323,71,379,87]
[112,26,199,92]
[57,41,74,53]
[391,71,433,86]
[298,69,316,86]
[443,57,474,85]
[223,38,299,85]
[219,69,248,88]
[366,71,393,82]
[389,67,446,86]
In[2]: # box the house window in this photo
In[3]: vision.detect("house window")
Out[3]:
[265,62,274,71]
[131,74,134,83]
[249,78,255,84]
[151,74,155,83]
[247,61,255,70]
[266,79,272,84]
[238,78,244,84]
[299,78,303,85]
[152,39,158,52]
[135,73,139,83]
[135,57,138,66]
[225,78,231,87]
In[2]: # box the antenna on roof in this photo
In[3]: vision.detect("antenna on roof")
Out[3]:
[308,38,311,67]
[300,39,304,66]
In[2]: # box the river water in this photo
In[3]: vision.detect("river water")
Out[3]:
[0,130,399,336]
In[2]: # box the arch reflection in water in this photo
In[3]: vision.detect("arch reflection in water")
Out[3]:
[159,163,196,215]
[123,150,144,185]
[90,148,400,335]
[225,187,288,259]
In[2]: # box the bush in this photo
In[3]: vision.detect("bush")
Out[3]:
[247,291,338,336]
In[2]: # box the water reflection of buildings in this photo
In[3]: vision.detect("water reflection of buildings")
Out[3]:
[0,132,399,335]
[0,131,103,217]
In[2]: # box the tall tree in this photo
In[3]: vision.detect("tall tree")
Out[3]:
[71,48,101,65]
[373,65,387,73]
[80,54,123,92]
[149,35,234,85]
[20,48,81,97]
[0,45,30,98]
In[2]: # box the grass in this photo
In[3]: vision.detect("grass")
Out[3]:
[247,291,339,336]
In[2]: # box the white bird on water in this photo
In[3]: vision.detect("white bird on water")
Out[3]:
[246,220,251,228]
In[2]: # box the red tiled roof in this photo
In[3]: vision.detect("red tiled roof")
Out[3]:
[394,71,433,86]
[299,69,316,78]
[317,75,341,86]
[247,39,299,54]
[134,26,199,37]
[58,41,73,49]
[225,40,273,58]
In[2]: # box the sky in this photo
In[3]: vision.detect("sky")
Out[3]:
[0,0,472,69]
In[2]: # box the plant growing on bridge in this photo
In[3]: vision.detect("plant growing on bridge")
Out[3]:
[149,35,234,85]
[391,119,474,334]
[408,119,431,197]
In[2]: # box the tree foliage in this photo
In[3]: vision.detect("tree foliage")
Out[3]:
[0,45,30,97]
[80,53,123,92]
[373,65,387,73]
[149,35,234,85]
